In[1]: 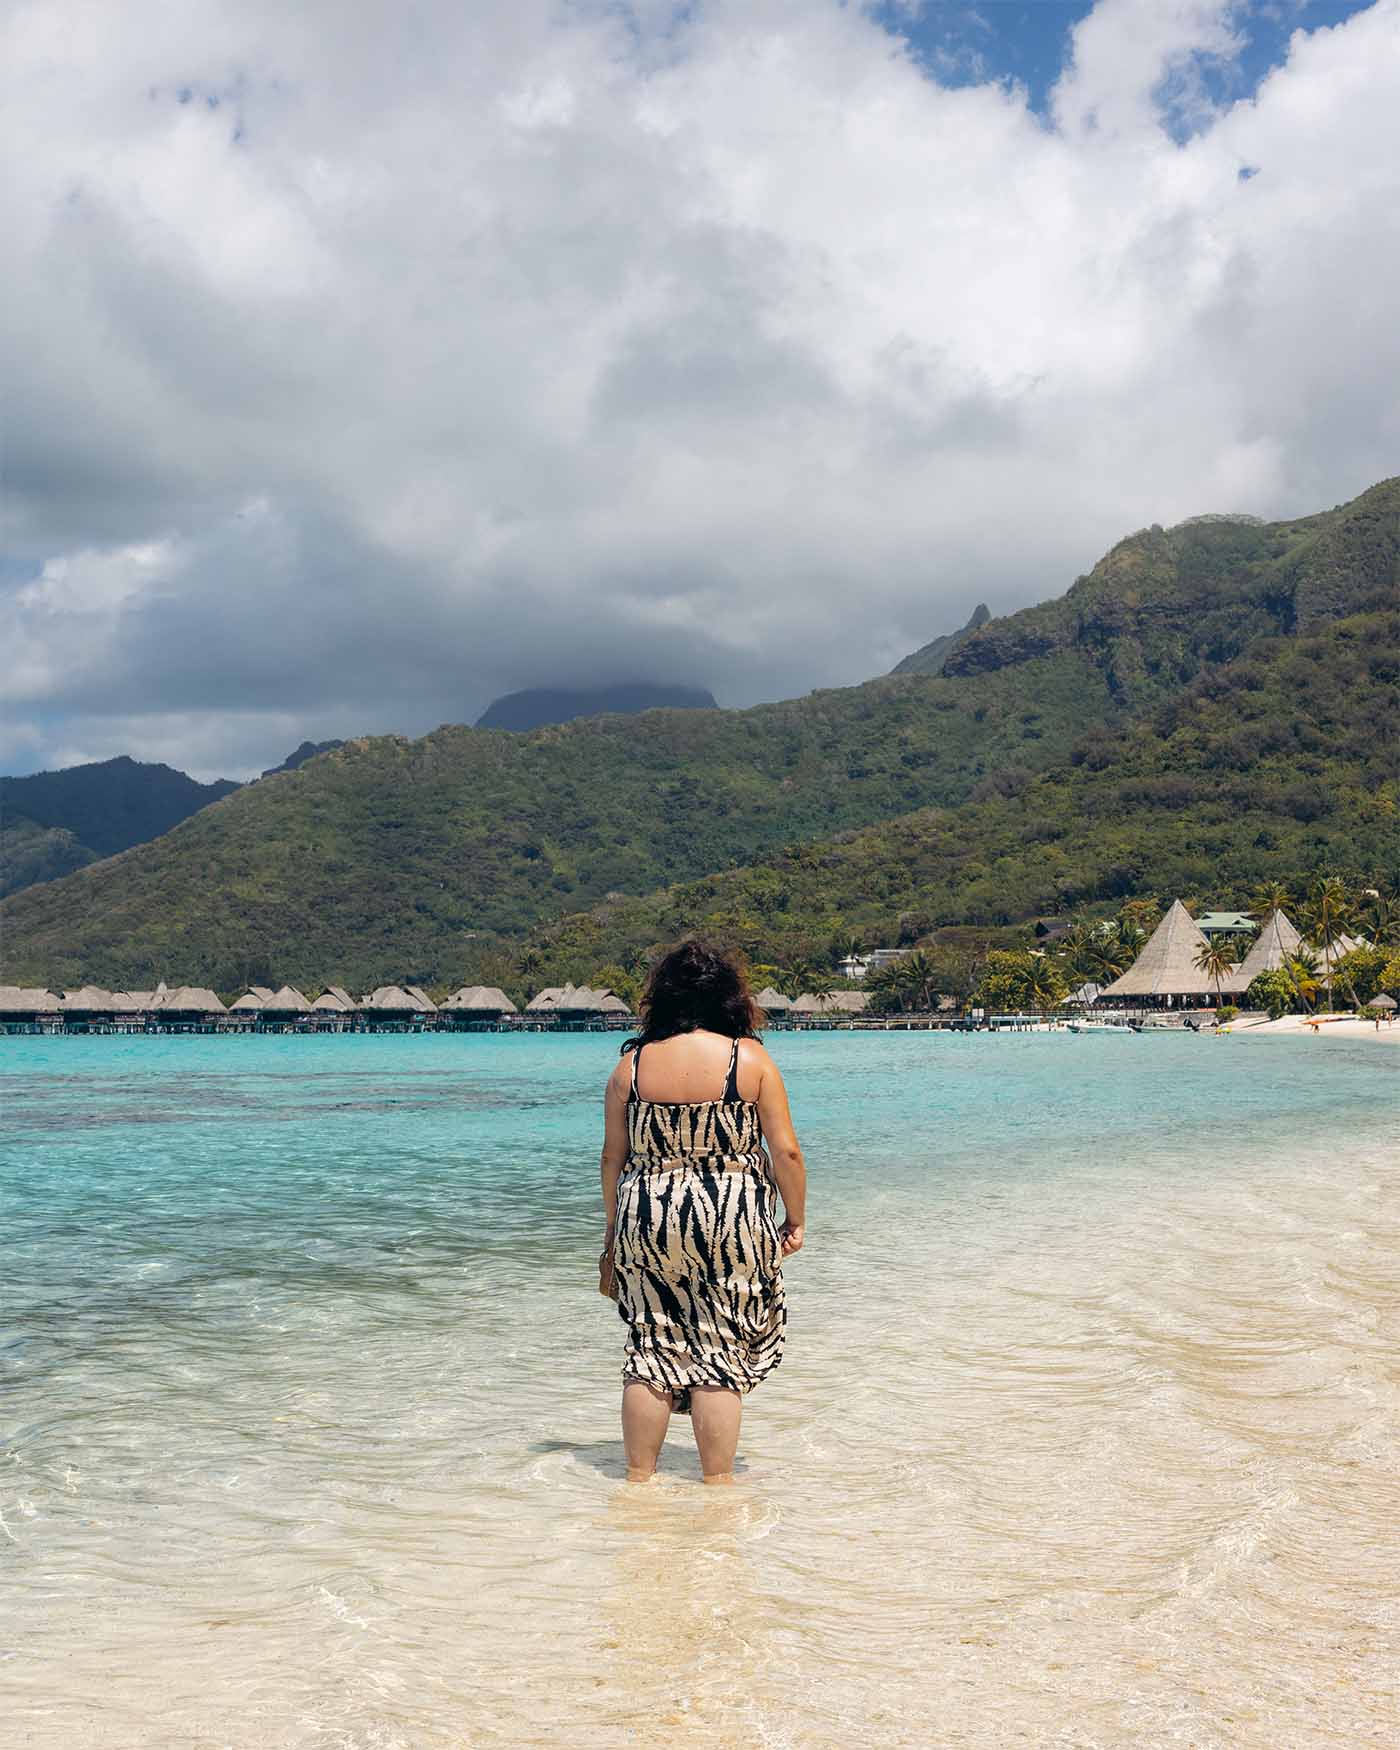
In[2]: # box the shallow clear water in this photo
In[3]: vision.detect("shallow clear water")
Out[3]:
[2,1031,1398,1748]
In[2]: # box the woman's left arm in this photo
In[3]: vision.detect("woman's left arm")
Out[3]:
[600,1060,631,1246]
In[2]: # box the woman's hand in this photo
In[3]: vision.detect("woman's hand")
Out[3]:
[779,1221,804,1258]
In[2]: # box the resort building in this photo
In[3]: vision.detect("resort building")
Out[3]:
[359,986,433,1026]
[753,986,792,1015]
[838,948,910,980]
[1097,900,1217,1007]
[1196,911,1257,941]
[262,985,314,1016]
[790,990,872,1022]
[312,987,357,1014]
[439,986,518,1028]
[522,983,634,1027]
[1223,910,1302,995]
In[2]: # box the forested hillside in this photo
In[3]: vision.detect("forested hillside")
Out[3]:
[518,603,1400,979]
[2,478,1395,990]
[0,758,239,900]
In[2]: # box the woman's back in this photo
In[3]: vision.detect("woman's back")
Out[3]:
[629,1029,762,1105]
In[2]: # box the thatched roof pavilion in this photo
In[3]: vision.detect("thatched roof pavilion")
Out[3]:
[311,986,356,1012]
[753,986,792,1012]
[1369,992,1397,1011]
[151,986,227,1015]
[59,986,119,1014]
[262,985,314,1013]
[360,985,423,1012]
[230,990,267,1011]
[0,986,61,1015]
[440,985,518,1014]
[1098,901,1215,1002]
[790,990,870,1015]
[1223,910,1302,995]
[404,985,439,1013]
[526,985,567,1011]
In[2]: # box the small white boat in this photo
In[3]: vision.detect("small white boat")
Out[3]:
[1067,1018,1136,1033]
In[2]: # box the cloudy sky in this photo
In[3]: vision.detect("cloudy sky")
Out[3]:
[3,0,1397,780]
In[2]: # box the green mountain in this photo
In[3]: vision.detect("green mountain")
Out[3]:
[261,740,345,778]
[0,758,239,901]
[521,599,1400,977]
[2,477,1396,990]
[890,602,990,675]
[475,683,719,730]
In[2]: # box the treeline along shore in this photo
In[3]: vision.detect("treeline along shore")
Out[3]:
[5,881,1398,1038]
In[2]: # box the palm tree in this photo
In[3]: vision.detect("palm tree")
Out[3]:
[1248,880,1294,923]
[899,949,939,1011]
[1285,950,1320,1012]
[1023,954,1068,1013]
[1302,876,1352,1009]
[1358,887,1399,948]
[1059,921,1102,986]
[1194,938,1237,1011]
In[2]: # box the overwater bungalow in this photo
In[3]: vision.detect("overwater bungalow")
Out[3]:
[1097,900,1216,1009]
[312,986,356,1013]
[262,985,314,1015]
[360,985,434,1030]
[149,986,228,1030]
[230,990,267,1013]
[0,986,61,1030]
[404,985,439,1014]
[789,990,871,1027]
[59,986,119,1018]
[753,986,793,1016]
[439,985,519,1029]
[523,983,634,1028]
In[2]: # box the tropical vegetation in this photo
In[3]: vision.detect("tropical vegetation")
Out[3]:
[3,478,1398,991]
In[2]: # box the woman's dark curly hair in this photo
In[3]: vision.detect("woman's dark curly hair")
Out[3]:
[624,940,762,1050]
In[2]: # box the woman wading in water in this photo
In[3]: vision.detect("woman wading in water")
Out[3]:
[599,942,806,1485]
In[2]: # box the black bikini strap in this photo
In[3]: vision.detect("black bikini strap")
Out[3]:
[723,1037,741,1102]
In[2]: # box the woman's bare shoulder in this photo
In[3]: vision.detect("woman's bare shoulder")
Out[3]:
[739,1035,782,1079]
[606,1052,634,1097]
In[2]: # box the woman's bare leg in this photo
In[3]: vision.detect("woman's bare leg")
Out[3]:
[690,1386,742,1483]
[621,1380,673,1481]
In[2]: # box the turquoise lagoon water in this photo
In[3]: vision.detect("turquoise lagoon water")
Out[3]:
[2,1031,1398,1747]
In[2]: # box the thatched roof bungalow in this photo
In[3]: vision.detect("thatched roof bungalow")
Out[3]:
[440,985,518,1014]
[262,985,314,1013]
[790,990,871,1017]
[59,986,119,1014]
[0,986,61,1017]
[1098,901,1215,1004]
[311,986,356,1012]
[230,991,267,1012]
[360,985,431,1013]
[404,985,439,1013]
[151,986,227,1016]
[753,986,792,1013]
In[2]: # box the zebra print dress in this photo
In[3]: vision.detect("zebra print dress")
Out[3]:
[613,1038,786,1413]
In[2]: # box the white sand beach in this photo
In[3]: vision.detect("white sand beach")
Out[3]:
[1224,1013,1400,1040]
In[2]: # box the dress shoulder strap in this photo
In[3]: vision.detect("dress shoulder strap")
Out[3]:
[629,1043,642,1101]
[722,1037,741,1103]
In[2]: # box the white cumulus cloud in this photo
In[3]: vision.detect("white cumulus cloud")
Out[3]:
[1,0,1398,778]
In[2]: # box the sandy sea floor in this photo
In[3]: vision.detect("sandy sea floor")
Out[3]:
[3,1032,1398,1747]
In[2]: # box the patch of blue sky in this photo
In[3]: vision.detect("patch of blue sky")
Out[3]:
[871,1,1378,126]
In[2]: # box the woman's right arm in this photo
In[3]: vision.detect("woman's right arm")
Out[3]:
[754,1047,806,1256]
